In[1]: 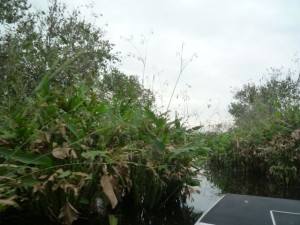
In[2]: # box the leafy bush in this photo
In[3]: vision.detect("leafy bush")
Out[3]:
[209,68,300,184]
[0,2,205,224]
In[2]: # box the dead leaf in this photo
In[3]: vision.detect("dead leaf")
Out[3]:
[0,196,20,208]
[100,175,118,209]
[291,129,300,140]
[58,201,79,225]
[44,132,51,142]
[110,176,122,201]
[0,176,19,185]
[80,144,89,151]
[52,147,77,159]
[0,137,10,146]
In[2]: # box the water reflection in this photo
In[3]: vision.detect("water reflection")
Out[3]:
[187,173,222,213]
[114,201,202,225]
[203,168,300,200]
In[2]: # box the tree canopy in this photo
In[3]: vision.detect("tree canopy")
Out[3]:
[0,0,30,23]
[229,68,300,125]
[0,0,153,105]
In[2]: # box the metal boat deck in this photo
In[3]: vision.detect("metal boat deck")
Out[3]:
[195,194,300,225]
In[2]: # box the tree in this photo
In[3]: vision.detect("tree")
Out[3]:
[99,69,154,105]
[0,0,117,101]
[229,68,300,125]
[0,0,155,108]
[0,0,30,23]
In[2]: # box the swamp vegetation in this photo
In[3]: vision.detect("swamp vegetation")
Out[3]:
[1,1,300,224]
[0,1,205,224]
[204,69,300,185]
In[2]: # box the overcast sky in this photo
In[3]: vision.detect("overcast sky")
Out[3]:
[31,0,300,127]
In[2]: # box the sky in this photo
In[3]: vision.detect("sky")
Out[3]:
[31,0,300,128]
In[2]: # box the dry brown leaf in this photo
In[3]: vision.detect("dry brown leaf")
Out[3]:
[38,175,48,180]
[100,175,118,209]
[0,196,19,208]
[33,183,46,193]
[291,129,300,140]
[0,137,10,146]
[110,176,122,201]
[58,201,79,225]
[0,164,18,168]
[0,176,19,185]
[80,144,89,151]
[52,147,77,159]
[44,132,51,142]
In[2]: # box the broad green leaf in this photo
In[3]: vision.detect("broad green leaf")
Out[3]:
[108,214,118,225]
[92,104,108,114]
[0,148,52,167]
[144,107,164,127]
[151,139,165,154]
[81,150,110,160]
[19,177,42,188]
[58,170,71,178]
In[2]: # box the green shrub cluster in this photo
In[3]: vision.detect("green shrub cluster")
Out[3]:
[0,1,205,224]
[0,83,203,223]
[207,69,300,184]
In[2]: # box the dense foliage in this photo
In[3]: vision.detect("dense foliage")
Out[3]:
[0,0,30,23]
[0,1,204,224]
[207,69,300,184]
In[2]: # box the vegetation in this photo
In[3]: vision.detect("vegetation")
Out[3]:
[0,0,30,24]
[207,68,300,184]
[0,1,205,224]
[1,0,299,224]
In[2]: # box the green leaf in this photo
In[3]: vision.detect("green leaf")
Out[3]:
[151,139,165,154]
[58,170,71,178]
[19,176,42,188]
[0,148,52,167]
[168,147,190,160]
[81,151,110,160]
[144,107,164,127]
[92,104,108,114]
[59,35,69,44]
[184,178,200,186]
[108,214,118,225]
[59,115,83,139]
[79,198,89,205]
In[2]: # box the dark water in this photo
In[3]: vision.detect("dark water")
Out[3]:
[98,169,300,225]
[187,169,300,216]
[2,169,300,225]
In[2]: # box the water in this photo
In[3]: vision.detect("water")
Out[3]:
[100,169,300,225]
[187,172,222,213]
[2,169,299,225]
